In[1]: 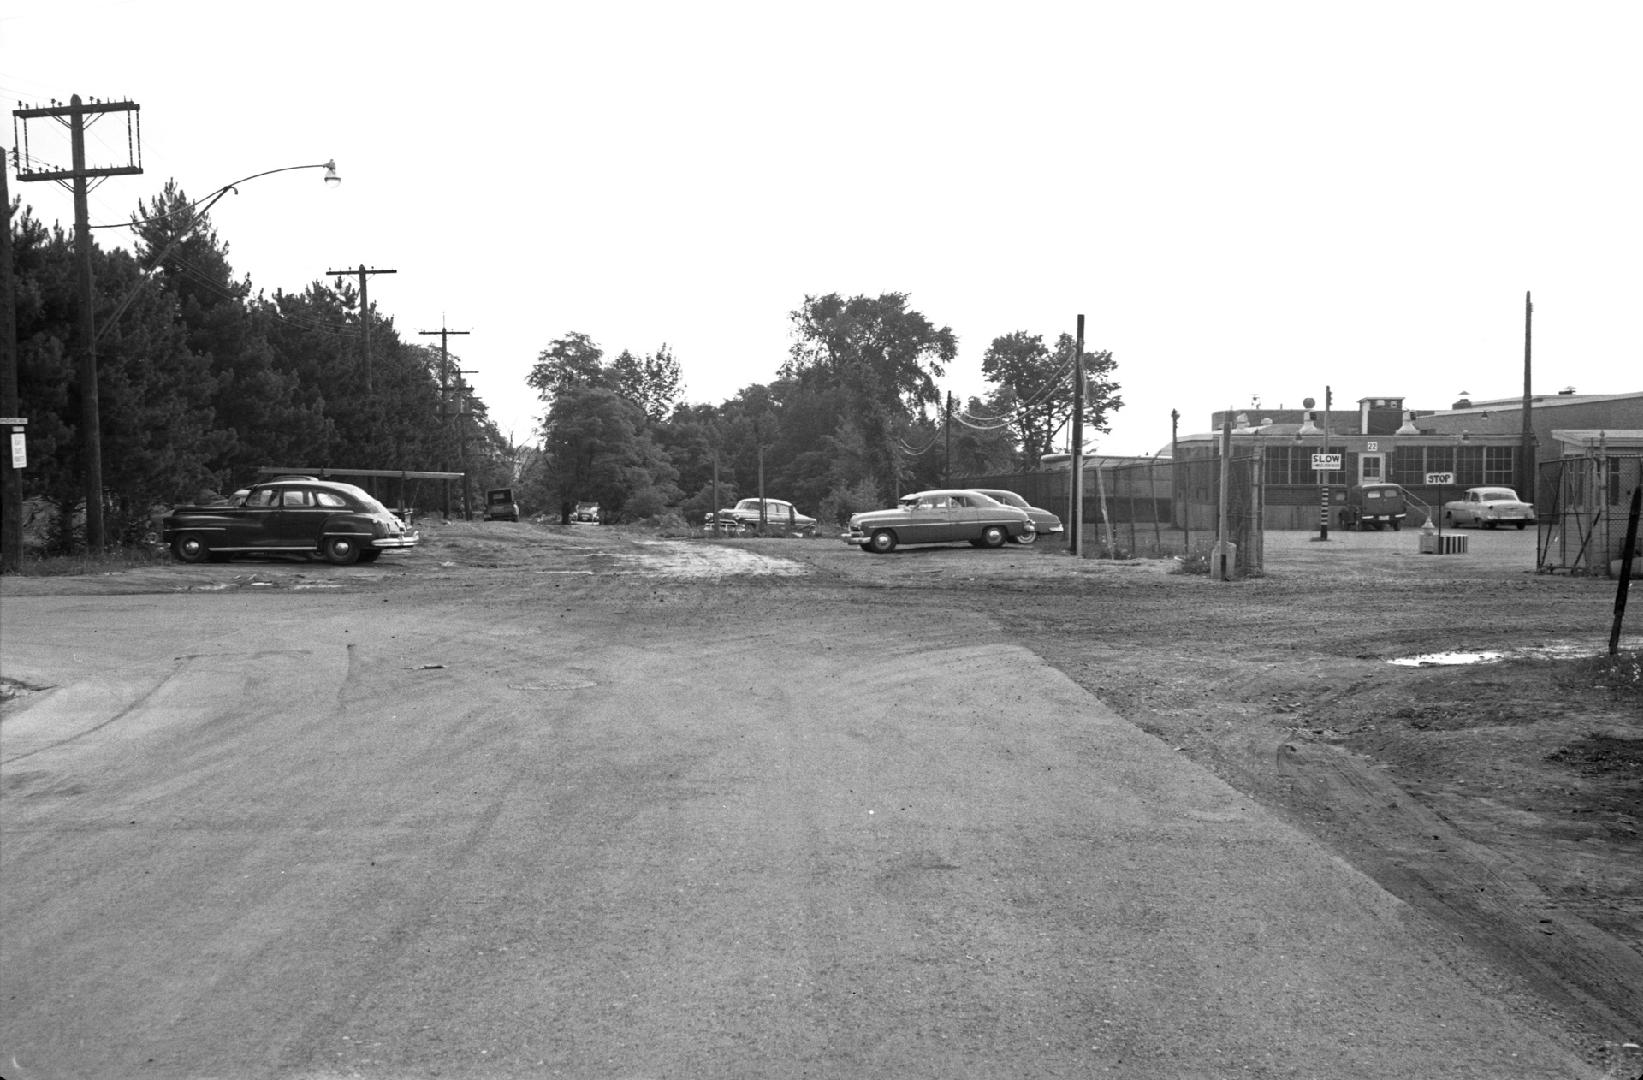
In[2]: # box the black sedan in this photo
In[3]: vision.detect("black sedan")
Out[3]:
[163,479,419,565]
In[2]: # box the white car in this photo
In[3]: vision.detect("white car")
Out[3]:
[1442,487,1535,530]
[711,498,818,537]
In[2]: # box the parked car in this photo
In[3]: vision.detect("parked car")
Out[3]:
[162,478,419,565]
[711,497,818,537]
[845,489,1035,553]
[1442,486,1535,529]
[483,487,519,522]
[969,489,1062,544]
[1341,482,1408,531]
[573,502,601,524]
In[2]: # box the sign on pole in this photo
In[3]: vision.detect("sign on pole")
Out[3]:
[1425,472,1455,485]
[1311,453,1342,470]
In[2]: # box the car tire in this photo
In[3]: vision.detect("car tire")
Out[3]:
[1392,519,1402,531]
[358,549,382,563]
[859,543,874,553]
[1516,522,1527,530]
[172,533,211,564]
[1485,521,1498,530]
[1012,528,1037,545]
[981,525,1007,549]
[323,536,362,565]
[869,528,898,554]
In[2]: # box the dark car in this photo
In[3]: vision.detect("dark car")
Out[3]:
[163,478,419,565]
[1341,482,1408,531]
[844,489,1034,553]
[484,487,520,522]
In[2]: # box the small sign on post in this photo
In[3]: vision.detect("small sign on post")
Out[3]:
[1311,453,1343,470]
[1425,472,1455,485]
[3,418,26,470]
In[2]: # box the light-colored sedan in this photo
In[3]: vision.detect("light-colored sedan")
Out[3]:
[844,489,1035,554]
[969,489,1063,544]
[713,497,818,537]
[1442,486,1535,529]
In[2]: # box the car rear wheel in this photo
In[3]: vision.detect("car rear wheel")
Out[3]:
[172,533,211,564]
[1012,528,1037,545]
[981,525,1007,548]
[869,528,897,554]
[1516,522,1527,530]
[323,536,362,565]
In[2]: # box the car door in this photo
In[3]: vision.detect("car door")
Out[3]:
[951,493,1004,540]
[225,486,280,548]
[271,486,331,549]
[911,494,962,542]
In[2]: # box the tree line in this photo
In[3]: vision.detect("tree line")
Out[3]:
[6,183,1122,551]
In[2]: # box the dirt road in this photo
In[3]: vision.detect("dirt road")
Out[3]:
[1,522,1638,1079]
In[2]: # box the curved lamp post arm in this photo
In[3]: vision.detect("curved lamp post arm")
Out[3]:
[96,159,339,341]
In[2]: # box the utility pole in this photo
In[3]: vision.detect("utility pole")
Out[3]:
[943,391,953,487]
[326,264,396,394]
[453,367,477,520]
[1069,314,1085,556]
[2,151,22,571]
[418,323,469,519]
[13,96,142,552]
[1521,291,1535,501]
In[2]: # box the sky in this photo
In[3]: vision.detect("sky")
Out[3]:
[4,1,1639,456]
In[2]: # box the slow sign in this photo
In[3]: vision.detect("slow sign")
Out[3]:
[1311,453,1343,470]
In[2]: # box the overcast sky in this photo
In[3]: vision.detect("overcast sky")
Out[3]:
[5,1,1639,456]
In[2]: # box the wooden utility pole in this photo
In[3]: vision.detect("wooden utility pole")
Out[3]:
[1521,291,1535,500]
[2,151,22,571]
[327,264,396,393]
[453,367,477,520]
[418,323,470,519]
[12,96,142,552]
[943,391,952,487]
[1069,314,1085,556]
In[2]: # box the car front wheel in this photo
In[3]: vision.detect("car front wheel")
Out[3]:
[1012,528,1037,545]
[323,536,362,565]
[172,533,211,564]
[869,528,898,554]
[981,525,1008,548]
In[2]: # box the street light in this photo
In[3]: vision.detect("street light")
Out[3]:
[98,159,340,338]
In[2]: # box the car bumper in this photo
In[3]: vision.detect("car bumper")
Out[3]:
[372,533,419,550]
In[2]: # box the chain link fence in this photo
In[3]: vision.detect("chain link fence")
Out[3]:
[960,454,1265,574]
[1537,454,1643,576]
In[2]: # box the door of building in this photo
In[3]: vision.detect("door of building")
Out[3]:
[1359,452,1385,485]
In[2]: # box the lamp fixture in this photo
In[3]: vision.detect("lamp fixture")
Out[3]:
[323,159,341,186]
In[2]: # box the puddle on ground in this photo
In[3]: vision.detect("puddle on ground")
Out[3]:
[1390,651,1505,667]
[1389,638,1643,666]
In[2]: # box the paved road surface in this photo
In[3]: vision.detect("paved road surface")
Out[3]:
[0,554,1600,1078]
